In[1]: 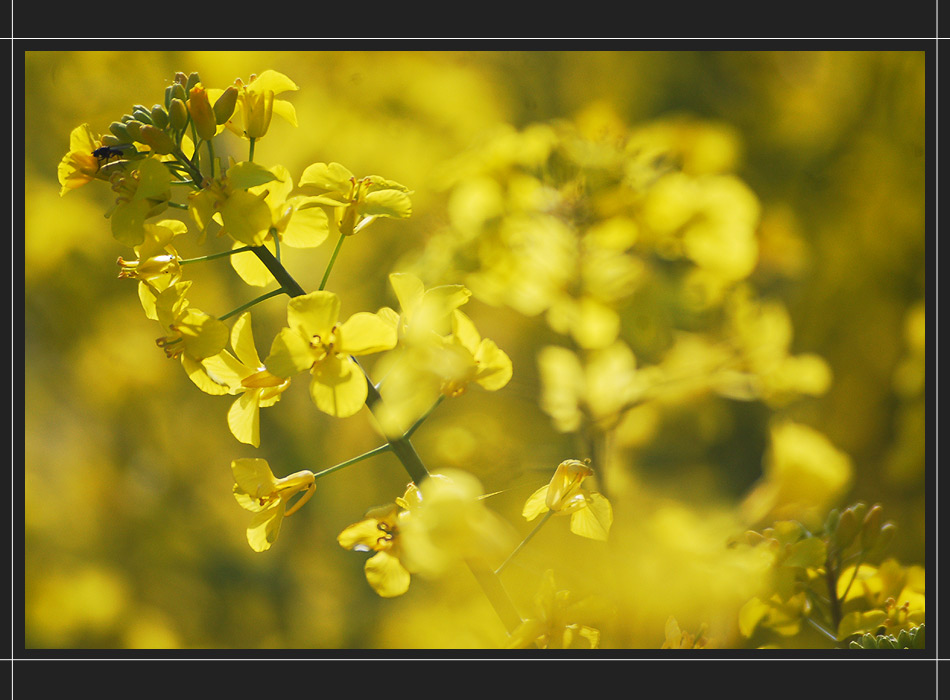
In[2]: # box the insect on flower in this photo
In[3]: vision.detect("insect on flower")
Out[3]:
[92,143,132,171]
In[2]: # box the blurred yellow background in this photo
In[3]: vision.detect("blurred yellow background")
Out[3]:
[24,49,926,650]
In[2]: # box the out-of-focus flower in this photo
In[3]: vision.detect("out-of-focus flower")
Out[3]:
[661,616,714,649]
[265,290,397,417]
[199,313,291,446]
[522,459,613,541]
[399,470,514,577]
[506,570,601,649]
[231,458,315,552]
[538,341,642,434]
[337,483,422,598]
[836,558,925,640]
[741,420,853,529]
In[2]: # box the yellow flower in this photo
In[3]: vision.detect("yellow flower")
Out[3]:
[199,313,291,447]
[662,616,713,649]
[506,570,601,649]
[265,290,397,417]
[226,70,299,140]
[57,124,105,195]
[117,219,187,319]
[153,281,228,363]
[231,458,315,552]
[522,459,613,541]
[397,470,513,578]
[227,164,330,287]
[337,483,422,598]
[106,157,173,248]
[187,161,282,246]
[298,162,412,236]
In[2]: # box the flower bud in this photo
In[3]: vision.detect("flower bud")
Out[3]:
[170,81,188,103]
[137,125,175,155]
[188,85,217,141]
[833,506,861,550]
[185,72,201,92]
[150,104,169,130]
[109,121,132,143]
[213,86,238,125]
[860,504,883,550]
[168,98,189,131]
[823,508,840,537]
[123,120,145,143]
[132,106,153,124]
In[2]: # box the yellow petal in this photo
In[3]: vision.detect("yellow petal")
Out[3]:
[228,392,261,447]
[569,492,613,541]
[230,239,276,287]
[337,312,397,355]
[522,486,550,521]
[231,457,277,496]
[246,502,284,552]
[221,190,272,246]
[231,313,262,370]
[338,517,388,551]
[265,327,315,378]
[287,290,340,338]
[364,551,411,598]
[310,355,368,417]
[280,204,329,248]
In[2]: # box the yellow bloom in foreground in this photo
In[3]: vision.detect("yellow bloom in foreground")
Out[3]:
[523,459,613,540]
[337,483,422,598]
[200,313,291,446]
[265,290,397,417]
[231,458,315,552]
[662,616,713,649]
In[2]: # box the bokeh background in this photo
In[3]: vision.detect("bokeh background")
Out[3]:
[23,49,926,650]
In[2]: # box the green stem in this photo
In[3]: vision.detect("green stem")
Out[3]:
[251,245,307,298]
[248,137,256,162]
[495,510,554,576]
[180,246,254,265]
[404,395,445,439]
[218,288,285,321]
[319,233,346,291]
[313,444,392,480]
[205,139,216,178]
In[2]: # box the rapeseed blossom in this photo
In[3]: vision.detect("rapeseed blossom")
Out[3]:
[523,459,613,541]
[231,458,315,552]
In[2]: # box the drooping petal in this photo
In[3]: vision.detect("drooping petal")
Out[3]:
[228,391,262,447]
[568,492,613,541]
[359,188,412,219]
[280,203,329,248]
[309,354,368,418]
[474,338,513,391]
[522,486,550,522]
[245,501,285,552]
[231,312,263,370]
[364,551,411,598]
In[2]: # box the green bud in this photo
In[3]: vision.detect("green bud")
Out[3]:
[213,86,238,124]
[109,121,132,143]
[150,104,169,130]
[164,84,176,110]
[123,120,145,143]
[168,98,189,131]
[896,629,911,648]
[170,82,188,103]
[861,504,883,550]
[823,508,840,537]
[131,107,153,125]
[100,134,121,147]
[174,71,188,85]
[137,124,175,155]
[185,72,201,92]
[870,522,897,555]
[834,507,861,550]
[120,113,136,123]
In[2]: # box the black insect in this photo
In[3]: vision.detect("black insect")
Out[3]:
[92,144,132,170]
